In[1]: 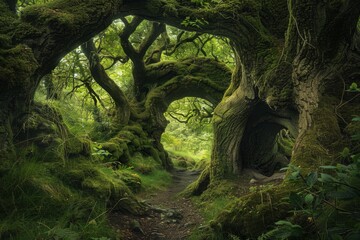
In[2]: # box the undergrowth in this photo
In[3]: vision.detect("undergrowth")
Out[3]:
[120,153,172,192]
[0,157,118,239]
[0,151,171,239]
[260,84,360,240]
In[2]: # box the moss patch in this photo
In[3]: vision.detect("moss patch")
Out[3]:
[0,103,146,238]
[183,166,210,197]
[0,44,38,91]
[292,97,344,173]
[208,181,295,238]
[0,157,140,239]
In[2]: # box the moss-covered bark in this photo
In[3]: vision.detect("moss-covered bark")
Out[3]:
[0,103,144,238]
[0,0,359,238]
[206,0,359,237]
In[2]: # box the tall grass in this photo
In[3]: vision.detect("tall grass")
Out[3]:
[0,158,118,239]
[120,153,172,192]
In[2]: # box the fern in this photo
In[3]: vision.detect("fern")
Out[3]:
[229,233,241,240]
[47,227,79,240]
[258,221,303,240]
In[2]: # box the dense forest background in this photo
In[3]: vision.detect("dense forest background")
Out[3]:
[0,0,359,239]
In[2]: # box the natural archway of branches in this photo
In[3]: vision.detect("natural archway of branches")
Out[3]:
[0,0,359,239]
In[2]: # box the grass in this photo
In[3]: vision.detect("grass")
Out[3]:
[196,196,232,221]
[166,149,211,170]
[120,153,172,193]
[188,196,240,240]
[0,157,122,239]
[137,169,172,191]
[187,179,244,240]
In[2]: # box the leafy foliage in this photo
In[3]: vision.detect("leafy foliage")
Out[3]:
[161,97,213,168]
[181,16,209,28]
[262,85,360,239]
[92,144,112,161]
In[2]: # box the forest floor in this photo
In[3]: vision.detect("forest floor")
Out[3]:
[110,169,204,240]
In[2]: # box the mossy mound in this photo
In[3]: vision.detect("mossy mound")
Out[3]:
[15,103,89,162]
[0,103,144,239]
[98,123,170,168]
[183,166,210,197]
[207,181,295,239]
[0,157,144,239]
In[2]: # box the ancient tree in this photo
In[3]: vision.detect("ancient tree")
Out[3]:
[0,0,359,238]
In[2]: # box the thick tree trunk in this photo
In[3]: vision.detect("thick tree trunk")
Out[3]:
[0,0,359,237]
[211,91,253,179]
[208,1,360,237]
[0,1,38,161]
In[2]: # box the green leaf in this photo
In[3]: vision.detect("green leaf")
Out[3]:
[280,166,289,171]
[320,165,337,170]
[47,227,79,240]
[304,193,314,205]
[351,153,360,161]
[319,173,337,183]
[290,170,300,179]
[275,220,295,226]
[349,82,358,91]
[347,232,360,240]
[328,233,343,240]
[327,189,359,200]
[352,116,360,122]
[306,172,318,187]
[351,134,360,141]
[289,192,303,209]
[340,147,351,158]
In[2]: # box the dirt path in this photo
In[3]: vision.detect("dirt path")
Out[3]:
[110,169,204,240]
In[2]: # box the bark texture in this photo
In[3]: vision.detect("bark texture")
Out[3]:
[0,0,359,238]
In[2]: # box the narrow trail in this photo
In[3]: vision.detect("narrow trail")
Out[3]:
[110,169,204,240]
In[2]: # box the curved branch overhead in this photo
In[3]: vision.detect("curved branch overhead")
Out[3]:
[142,57,232,119]
[1,0,360,239]
[12,0,284,74]
[81,39,131,125]
[2,0,359,165]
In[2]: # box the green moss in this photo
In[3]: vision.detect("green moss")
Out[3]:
[64,134,91,157]
[0,102,147,237]
[209,181,295,238]
[260,0,289,38]
[20,0,113,31]
[0,159,124,239]
[145,146,161,163]
[128,153,157,174]
[14,103,94,164]
[276,130,294,157]
[200,179,239,201]
[0,44,38,91]
[0,34,11,49]
[261,60,293,108]
[346,120,360,137]
[101,139,128,162]
[81,167,142,212]
[183,166,210,197]
[135,168,172,192]
[292,97,343,172]
[123,124,147,138]
[0,1,17,36]
[118,171,142,193]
